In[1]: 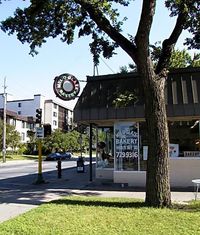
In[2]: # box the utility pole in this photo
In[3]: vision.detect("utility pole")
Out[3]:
[2,77,7,163]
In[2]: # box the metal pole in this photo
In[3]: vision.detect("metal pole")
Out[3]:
[80,134,82,158]
[89,123,93,181]
[2,77,7,163]
[137,123,140,171]
[199,120,200,151]
[35,139,45,184]
[38,140,42,175]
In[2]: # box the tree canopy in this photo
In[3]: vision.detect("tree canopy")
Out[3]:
[1,1,199,67]
[0,119,21,151]
[120,48,200,73]
[42,129,88,153]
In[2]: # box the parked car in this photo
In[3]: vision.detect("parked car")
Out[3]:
[45,152,72,161]
[45,153,62,161]
[60,152,72,159]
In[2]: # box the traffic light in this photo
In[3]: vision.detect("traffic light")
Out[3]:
[36,108,42,124]
[44,124,52,137]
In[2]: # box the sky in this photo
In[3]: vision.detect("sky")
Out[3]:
[0,1,195,110]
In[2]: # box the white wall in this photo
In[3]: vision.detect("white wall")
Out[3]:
[169,158,200,187]
[15,120,30,143]
[98,158,200,188]
[6,94,45,123]
[0,95,4,108]
[44,102,53,124]
[7,118,30,143]
[44,102,58,130]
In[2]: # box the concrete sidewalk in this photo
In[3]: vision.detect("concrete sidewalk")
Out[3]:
[0,162,197,223]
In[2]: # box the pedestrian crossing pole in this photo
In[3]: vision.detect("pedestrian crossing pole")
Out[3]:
[35,109,45,184]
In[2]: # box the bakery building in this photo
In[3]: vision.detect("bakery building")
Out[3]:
[74,67,200,187]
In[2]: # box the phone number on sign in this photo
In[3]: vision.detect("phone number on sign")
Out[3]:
[116,152,138,158]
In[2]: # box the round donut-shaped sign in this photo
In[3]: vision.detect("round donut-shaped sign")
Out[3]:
[53,73,80,101]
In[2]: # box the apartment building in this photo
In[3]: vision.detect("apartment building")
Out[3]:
[0,94,73,142]
[44,99,73,131]
[0,109,34,143]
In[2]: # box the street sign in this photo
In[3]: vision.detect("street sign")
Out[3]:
[36,127,44,138]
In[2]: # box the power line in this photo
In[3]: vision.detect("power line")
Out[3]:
[99,57,115,74]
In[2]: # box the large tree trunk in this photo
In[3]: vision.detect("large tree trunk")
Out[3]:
[138,61,171,207]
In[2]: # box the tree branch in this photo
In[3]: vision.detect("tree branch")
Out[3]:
[135,0,156,54]
[74,0,138,63]
[156,12,187,74]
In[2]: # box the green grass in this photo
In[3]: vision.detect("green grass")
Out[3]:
[0,152,86,161]
[0,196,200,235]
[0,154,39,161]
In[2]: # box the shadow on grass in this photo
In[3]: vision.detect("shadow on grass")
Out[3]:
[49,197,146,209]
[173,201,200,212]
[49,196,200,212]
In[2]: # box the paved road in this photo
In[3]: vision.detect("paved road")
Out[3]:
[0,159,78,180]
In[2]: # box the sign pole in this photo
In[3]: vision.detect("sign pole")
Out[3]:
[137,123,140,171]
[35,139,45,184]
[89,123,93,182]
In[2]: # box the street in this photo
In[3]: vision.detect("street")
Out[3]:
[0,159,77,180]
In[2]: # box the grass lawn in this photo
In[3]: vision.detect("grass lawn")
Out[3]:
[0,152,83,162]
[0,196,200,235]
[0,155,39,161]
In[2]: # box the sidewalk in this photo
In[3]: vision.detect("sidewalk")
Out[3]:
[0,162,197,223]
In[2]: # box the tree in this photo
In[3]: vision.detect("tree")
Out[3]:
[26,130,37,154]
[6,126,21,152]
[43,129,66,153]
[119,63,137,73]
[1,1,199,207]
[150,43,200,68]
[42,129,86,153]
[0,119,21,152]
[120,48,200,73]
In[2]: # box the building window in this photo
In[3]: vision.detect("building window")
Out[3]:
[21,132,25,141]
[18,111,21,115]
[18,102,21,107]
[114,122,140,171]
[22,121,26,128]
[11,119,16,126]
[53,112,57,117]
[96,127,114,169]
[54,104,57,109]
[53,120,57,126]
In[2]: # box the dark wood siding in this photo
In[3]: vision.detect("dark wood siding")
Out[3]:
[74,68,200,123]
